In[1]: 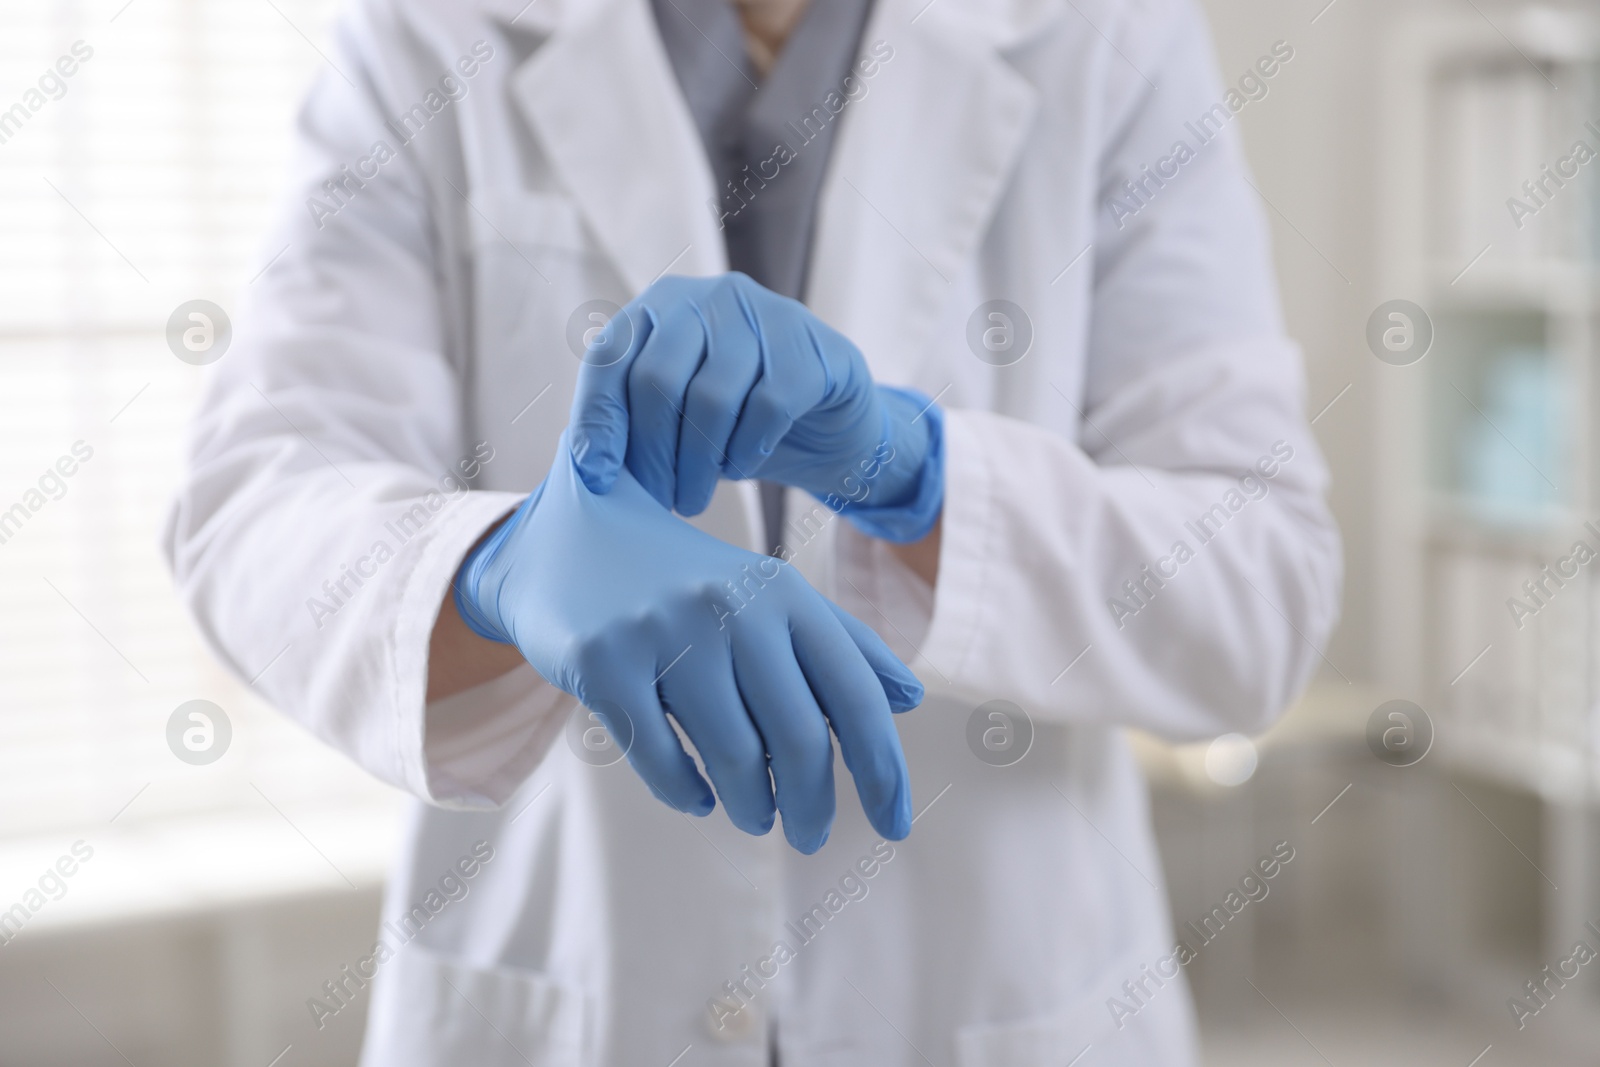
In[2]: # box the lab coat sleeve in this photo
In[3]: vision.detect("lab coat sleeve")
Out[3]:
[847,0,1341,740]
[163,2,565,807]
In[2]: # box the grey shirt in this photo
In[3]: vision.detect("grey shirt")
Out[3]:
[650,0,876,551]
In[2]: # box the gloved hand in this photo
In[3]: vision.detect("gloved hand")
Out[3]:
[568,273,944,543]
[452,431,922,852]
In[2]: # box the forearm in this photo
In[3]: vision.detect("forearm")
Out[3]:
[886,513,941,587]
[427,589,526,702]
[427,507,528,702]
[909,408,1339,737]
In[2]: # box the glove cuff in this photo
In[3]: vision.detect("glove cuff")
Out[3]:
[453,481,546,644]
[827,385,945,544]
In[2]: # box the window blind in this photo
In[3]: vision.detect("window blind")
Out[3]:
[0,0,399,846]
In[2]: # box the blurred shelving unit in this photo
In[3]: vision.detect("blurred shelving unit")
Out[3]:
[1376,3,1600,972]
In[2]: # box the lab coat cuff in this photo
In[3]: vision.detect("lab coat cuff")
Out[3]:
[421,664,572,809]
[393,489,531,806]
[915,409,996,690]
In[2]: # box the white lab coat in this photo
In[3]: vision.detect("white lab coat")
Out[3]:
[164,0,1341,1061]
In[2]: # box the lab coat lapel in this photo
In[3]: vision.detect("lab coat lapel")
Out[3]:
[806,0,1041,383]
[511,0,727,295]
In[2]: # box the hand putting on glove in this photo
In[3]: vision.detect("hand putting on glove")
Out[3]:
[453,431,923,853]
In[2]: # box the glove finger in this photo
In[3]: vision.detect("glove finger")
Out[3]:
[625,302,707,511]
[790,599,913,841]
[582,680,715,816]
[723,371,799,481]
[824,600,925,712]
[675,277,763,515]
[722,285,829,477]
[728,611,836,853]
[656,645,777,837]
[568,303,652,494]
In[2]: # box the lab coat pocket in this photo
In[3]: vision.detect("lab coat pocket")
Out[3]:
[954,942,1197,1067]
[362,945,587,1067]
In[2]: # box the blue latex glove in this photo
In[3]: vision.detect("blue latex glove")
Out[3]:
[453,432,922,852]
[568,273,944,543]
